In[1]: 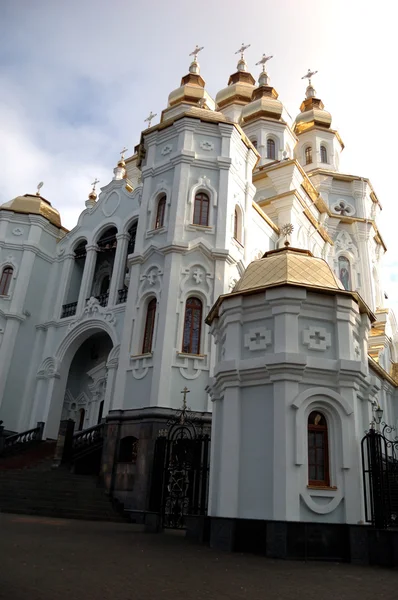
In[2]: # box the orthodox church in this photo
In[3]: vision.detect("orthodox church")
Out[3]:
[0,45,397,554]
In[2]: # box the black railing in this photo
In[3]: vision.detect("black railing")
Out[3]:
[362,424,398,529]
[0,421,45,457]
[86,293,109,308]
[117,288,128,304]
[72,422,105,462]
[61,302,77,318]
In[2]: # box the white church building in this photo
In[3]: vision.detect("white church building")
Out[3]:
[1,47,397,558]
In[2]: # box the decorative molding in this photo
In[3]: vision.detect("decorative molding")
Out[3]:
[244,327,272,351]
[179,264,213,305]
[161,144,173,156]
[102,191,120,217]
[332,199,355,217]
[12,227,24,236]
[302,326,331,351]
[68,297,116,330]
[107,344,120,369]
[130,352,153,379]
[36,357,60,380]
[200,140,214,151]
[137,266,163,303]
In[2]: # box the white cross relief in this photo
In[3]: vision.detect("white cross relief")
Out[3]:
[303,326,331,351]
[244,327,272,351]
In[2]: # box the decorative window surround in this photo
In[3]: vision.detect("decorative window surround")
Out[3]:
[186,224,214,235]
[130,352,153,380]
[302,326,331,351]
[174,350,209,380]
[146,225,167,239]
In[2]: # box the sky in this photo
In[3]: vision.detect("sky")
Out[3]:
[0,0,397,307]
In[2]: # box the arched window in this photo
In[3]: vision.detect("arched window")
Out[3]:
[233,206,243,244]
[128,222,137,254]
[320,145,328,163]
[118,436,139,463]
[100,275,110,295]
[0,266,13,296]
[305,146,313,165]
[308,411,330,487]
[338,256,351,290]
[142,298,157,354]
[267,138,276,160]
[155,194,166,229]
[250,138,258,149]
[193,192,210,226]
[78,408,85,432]
[182,297,203,354]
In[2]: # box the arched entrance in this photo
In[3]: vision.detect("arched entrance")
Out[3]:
[60,331,113,431]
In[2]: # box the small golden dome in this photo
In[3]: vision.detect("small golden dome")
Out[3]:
[240,83,283,125]
[167,70,207,108]
[294,85,332,135]
[215,66,256,111]
[0,193,62,228]
[233,247,344,293]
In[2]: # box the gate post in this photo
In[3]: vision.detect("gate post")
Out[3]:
[368,428,386,529]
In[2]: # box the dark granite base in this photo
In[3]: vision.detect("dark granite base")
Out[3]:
[189,517,398,568]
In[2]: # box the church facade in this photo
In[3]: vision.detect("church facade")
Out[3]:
[1,48,397,544]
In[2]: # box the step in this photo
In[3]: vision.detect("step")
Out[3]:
[0,506,124,521]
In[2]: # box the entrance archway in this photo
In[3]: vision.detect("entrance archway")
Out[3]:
[60,331,113,432]
[40,320,117,439]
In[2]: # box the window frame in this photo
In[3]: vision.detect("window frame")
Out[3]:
[142,297,157,354]
[320,145,328,164]
[0,266,13,296]
[155,194,166,229]
[193,192,210,227]
[182,297,203,355]
[267,138,276,160]
[305,146,313,165]
[308,411,330,487]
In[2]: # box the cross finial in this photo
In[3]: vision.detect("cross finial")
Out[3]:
[181,387,190,411]
[235,42,251,60]
[120,147,128,160]
[91,178,99,192]
[36,181,44,196]
[256,53,273,72]
[301,68,318,86]
[189,45,204,62]
[281,223,294,247]
[144,111,157,128]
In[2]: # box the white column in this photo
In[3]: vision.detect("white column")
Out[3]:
[108,233,129,306]
[102,365,117,416]
[77,245,98,313]
[53,252,75,319]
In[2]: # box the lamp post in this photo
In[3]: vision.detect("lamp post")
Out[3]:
[371,403,384,431]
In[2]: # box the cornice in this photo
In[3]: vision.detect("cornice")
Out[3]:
[251,201,279,233]
[368,356,398,388]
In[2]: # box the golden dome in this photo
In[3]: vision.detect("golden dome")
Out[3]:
[240,70,283,125]
[293,84,332,135]
[0,193,62,228]
[207,246,374,324]
[215,64,256,110]
[234,247,344,293]
[167,59,207,108]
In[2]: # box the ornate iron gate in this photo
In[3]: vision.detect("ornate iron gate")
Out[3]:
[150,398,210,529]
[361,425,398,528]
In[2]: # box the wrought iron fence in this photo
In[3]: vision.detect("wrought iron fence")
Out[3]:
[361,424,398,529]
[61,302,77,318]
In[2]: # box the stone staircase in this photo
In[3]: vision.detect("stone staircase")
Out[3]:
[0,448,125,522]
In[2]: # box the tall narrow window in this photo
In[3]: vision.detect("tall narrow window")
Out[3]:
[97,400,104,425]
[305,146,313,165]
[142,298,157,354]
[155,195,166,229]
[308,411,330,487]
[182,297,203,354]
[250,138,258,149]
[193,192,210,226]
[338,256,351,290]
[0,267,13,296]
[128,222,137,254]
[267,138,276,160]
[234,209,239,240]
[320,145,328,163]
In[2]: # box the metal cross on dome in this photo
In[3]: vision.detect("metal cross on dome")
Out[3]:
[144,111,157,128]
[281,223,294,247]
[189,45,204,61]
[235,43,251,59]
[91,178,99,192]
[120,147,128,160]
[256,53,273,72]
[302,68,318,86]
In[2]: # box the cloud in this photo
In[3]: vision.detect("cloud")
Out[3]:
[0,0,397,311]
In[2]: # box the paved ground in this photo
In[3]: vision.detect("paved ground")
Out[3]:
[0,513,397,600]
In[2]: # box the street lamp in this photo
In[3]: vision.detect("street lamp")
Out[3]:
[375,405,384,425]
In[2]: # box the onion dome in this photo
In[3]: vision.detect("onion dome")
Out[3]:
[166,46,210,110]
[293,70,332,134]
[0,183,61,228]
[240,55,284,125]
[215,44,256,111]
[86,178,99,208]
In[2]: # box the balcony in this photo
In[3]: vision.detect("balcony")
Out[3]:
[93,292,109,307]
[117,288,128,304]
[61,302,77,318]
